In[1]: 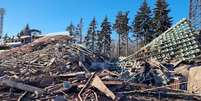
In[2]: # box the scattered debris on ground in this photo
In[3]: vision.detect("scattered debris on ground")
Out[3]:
[1,19,201,101]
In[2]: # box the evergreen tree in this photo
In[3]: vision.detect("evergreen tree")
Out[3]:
[3,33,8,42]
[73,18,83,44]
[16,33,21,42]
[74,27,80,42]
[19,24,30,36]
[85,17,97,52]
[113,11,130,56]
[132,0,153,46]
[11,36,15,42]
[100,16,112,56]
[77,18,83,44]
[24,24,30,35]
[153,0,172,38]
[66,22,76,43]
[66,22,76,36]
[96,30,103,54]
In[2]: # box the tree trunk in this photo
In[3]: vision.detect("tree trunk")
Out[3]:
[80,28,82,44]
[136,37,139,51]
[103,37,105,55]
[144,34,146,46]
[79,19,83,44]
[118,34,121,57]
[92,30,95,52]
[126,33,128,56]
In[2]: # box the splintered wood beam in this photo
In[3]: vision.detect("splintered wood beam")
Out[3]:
[0,79,44,94]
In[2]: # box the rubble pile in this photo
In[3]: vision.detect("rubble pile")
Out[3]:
[0,35,72,60]
[0,35,100,86]
[1,19,201,101]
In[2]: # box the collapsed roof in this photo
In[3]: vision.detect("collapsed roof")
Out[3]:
[123,18,201,63]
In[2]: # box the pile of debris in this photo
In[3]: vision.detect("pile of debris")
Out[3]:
[1,19,201,101]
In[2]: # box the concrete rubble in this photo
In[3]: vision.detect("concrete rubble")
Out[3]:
[1,19,201,101]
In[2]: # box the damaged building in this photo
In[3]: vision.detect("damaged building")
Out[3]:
[123,18,201,62]
[0,18,201,101]
[1,0,201,100]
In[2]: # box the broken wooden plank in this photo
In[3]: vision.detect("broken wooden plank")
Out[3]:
[46,58,56,67]
[0,79,44,94]
[57,71,86,77]
[91,75,116,100]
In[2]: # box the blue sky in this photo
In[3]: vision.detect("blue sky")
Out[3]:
[0,0,189,38]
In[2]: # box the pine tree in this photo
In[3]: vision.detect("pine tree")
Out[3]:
[3,33,8,42]
[66,22,76,43]
[11,36,15,42]
[113,11,130,57]
[132,0,153,46]
[66,22,76,36]
[96,30,103,54]
[153,0,172,38]
[17,33,20,39]
[19,24,30,36]
[77,18,83,44]
[100,16,112,57]
[24,24,30,35]
[74,27,80,42]
[73,18,83,44]
[85,17,97,52]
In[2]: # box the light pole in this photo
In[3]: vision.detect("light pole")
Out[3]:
[0,8,5,39]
